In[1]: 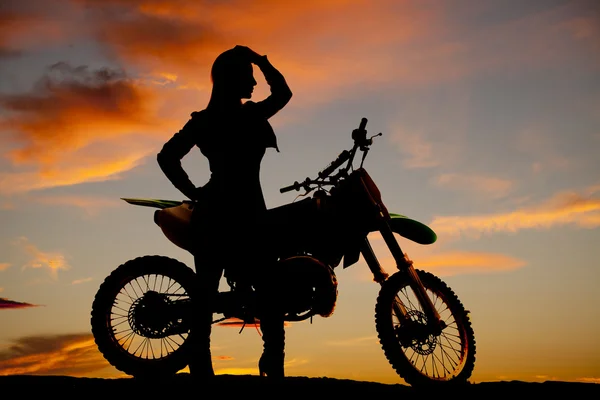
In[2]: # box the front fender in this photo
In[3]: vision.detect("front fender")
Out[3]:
[389,213,437,245]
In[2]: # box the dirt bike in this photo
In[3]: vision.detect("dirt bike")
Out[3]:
[90,118,476,386]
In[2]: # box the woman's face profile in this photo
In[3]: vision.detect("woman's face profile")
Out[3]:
[212,51,257,102]
[235,63,257,99]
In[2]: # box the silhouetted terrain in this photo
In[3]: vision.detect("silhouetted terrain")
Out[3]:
[1,374,598,398]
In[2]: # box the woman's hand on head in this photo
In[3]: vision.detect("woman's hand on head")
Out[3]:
[234,45,262,63]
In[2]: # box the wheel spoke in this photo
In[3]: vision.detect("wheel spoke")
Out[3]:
[113,306,129,314]
[111,318,130,329]
[163,336,179,353]
[134,278,146,297]
[159,274,165,293]
[114,327,135,337]
[440,331,462,348]
[431,347,453,375]
[142,274,151,291]
[148,337,156,359]
[122,285,138,303]
[164,278,176,293]
[119,331,136,351]
[133,337,146,357]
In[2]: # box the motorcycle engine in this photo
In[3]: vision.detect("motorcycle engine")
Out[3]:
[279,255,338,321]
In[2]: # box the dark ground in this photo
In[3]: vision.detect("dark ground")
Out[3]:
[1,374,598,398]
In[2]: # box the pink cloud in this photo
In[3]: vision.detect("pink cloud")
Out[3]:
[0,297,38,309]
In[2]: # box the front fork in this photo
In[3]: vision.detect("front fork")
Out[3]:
[361,222,444,334]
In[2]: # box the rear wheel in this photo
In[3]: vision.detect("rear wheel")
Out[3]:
[375,270,476,386]
[91,255,197,378]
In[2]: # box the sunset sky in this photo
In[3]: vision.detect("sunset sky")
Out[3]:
[1,0,599,384]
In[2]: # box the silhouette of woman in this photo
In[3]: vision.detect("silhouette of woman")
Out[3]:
[157,45,292,379]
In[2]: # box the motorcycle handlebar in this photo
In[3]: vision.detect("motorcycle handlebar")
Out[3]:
[280,181,301,193]
[279,117,369,194]
[318,149,351,179]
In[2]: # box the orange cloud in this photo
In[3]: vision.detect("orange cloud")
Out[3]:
[0,150,153,194]
[417,251,526,276]
[13,237,70,278]
[0,62,171,193]
[0,10,26,57]
[0,263,10,271]
[8,1,597,102]
[0,5,66,58]
[434,173,514,199]
[69,0,600,106]
[430,187,600,240]
[70,0,229,75]
[3,0,597,195]
[0,298,38,309]
[0,333,114,376]
[1,62,162,165]
[33,195,121,216]
[576,377,600,384]
[67,0,452,105]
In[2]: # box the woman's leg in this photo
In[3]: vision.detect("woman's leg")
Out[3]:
[255,260,286,378]
[258,311,285,378]
[189,245,223,378]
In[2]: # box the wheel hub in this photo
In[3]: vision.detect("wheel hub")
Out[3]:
[128,290,173,338]
[395,310,438,355]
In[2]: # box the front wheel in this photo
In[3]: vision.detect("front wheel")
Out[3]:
[91,255,198,378]
[375,270,476,386]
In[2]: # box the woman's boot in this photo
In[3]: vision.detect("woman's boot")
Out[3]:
[188,303,215,380]
[258,315,285,379]
[188,259,221,381]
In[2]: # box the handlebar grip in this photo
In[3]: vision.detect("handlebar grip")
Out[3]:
[359,117,368,131]
[280,181,300,193]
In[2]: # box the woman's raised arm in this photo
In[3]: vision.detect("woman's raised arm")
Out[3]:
[235,46,293,119]
[251,55,293,119]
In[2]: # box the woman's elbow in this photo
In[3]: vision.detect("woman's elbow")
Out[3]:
[282,87,293,105]
[156,150,171,171]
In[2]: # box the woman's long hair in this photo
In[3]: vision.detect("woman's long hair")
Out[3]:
[211,49,245,86]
